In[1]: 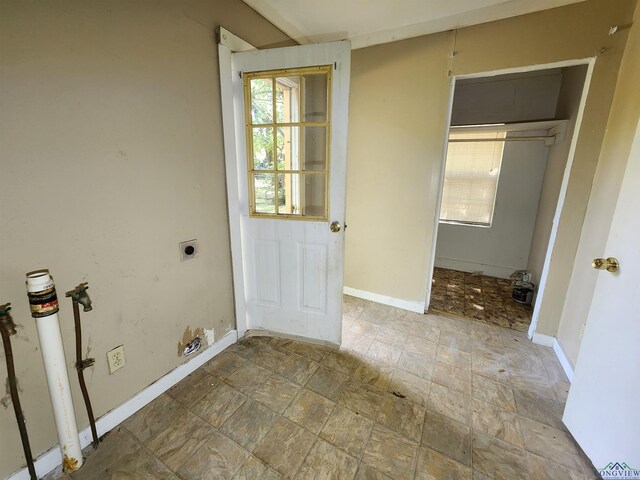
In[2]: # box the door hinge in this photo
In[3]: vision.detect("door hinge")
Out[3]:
[334,62,337,70]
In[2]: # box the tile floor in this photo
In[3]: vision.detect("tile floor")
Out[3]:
[430,267,533,332]
[44,296,595,480]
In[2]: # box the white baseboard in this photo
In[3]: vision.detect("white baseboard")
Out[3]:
[531,332,555,347]
[434,257,516,279]
[552,338,574,383]
[8,330,238,480]
[343,286,425,314]
[530,332,574,383]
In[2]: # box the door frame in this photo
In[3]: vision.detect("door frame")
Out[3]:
[425,57,596,344]
[219,30,351,341]
[218,29,256,338]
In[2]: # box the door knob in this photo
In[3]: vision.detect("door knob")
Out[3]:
[592,257,619,272]
[330,221,341,233]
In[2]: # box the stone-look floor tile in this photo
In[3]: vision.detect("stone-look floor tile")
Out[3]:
[203,350,248,380]
[234,456,284,480]
[295,438,359,480]
[473,470,493,480]
[349,319,381,337]
[471,375,516,413]
[123,394,183,444]
[73,427,142,477]
[414,445,472,480]
[421,410,471,467]
[439,315,472,336]
[471,354,510,383]
[472,430,529,480]
[514,387,565,430]
[323,350,362,376]
[252,344,291,372]
[320,405,374,458]
[284,388,335,434]
[404,337,438,360]
[278,339,331,363]
[191,382,247,428]
[387,369,431,406]
[358,308,390,326]
[432,362,471,394]
[553,381,571,405]
[377,393,426,441]
[408,319,441,344]
[437,345,471,370]
[225,361,272,395]
[227,338,262,360]
[220,398,279,451]
[79,448,177,480]
[275,352,320,385]
[365,340,402,367]
[438,330,471,353]
[176,430,249,480]
[374,326,408,348]
[471,325,504,349]
[339,380,387,420]
[428,382,471,425]
[519,416,591,474]
[343,333,375,356]
[362,424,418,480]
[352,360,393,391]
[166,369,220,408]
[526,451,593,480]
[471,398,523,447]
[306,365,349,401]
[354,463,392,480]
[396,351,435,380]
[253,417,316,479]
[343,299,366,319]
[249,373,301,413]
[147,408,215,471]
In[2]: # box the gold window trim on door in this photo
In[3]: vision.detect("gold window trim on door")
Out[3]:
[243,65,332,221]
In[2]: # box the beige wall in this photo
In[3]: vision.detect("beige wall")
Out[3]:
[345,0,636,315]
[0,1,291,477]
[557,3,640,367]
[527,65,587,289]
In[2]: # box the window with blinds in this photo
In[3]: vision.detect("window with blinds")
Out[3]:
[439,130,506,226]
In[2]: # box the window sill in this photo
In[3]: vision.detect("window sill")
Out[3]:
[439,220,492,229]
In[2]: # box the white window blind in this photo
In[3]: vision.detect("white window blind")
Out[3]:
[439,130,506,226]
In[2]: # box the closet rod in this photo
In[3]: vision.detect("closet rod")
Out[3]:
[448,136,549,143]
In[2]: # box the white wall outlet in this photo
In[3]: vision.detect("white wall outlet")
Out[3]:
[107,345,126,374]
[180,239,198,261]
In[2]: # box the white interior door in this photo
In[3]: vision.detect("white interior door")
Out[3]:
[220,40,350,346]
[563,120,640,473]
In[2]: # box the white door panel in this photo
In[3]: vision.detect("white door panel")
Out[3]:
[563,120,640,472]
[222,41,350,346]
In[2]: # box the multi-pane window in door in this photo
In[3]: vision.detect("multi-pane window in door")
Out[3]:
[245,65,331,219]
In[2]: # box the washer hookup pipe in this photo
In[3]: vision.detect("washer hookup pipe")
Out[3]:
[65,283,99,448]
[0,304,37,480]
[26,270,83,473]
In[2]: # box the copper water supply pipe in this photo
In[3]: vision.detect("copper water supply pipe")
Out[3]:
[65,284,99,448]
[0,304,37,480]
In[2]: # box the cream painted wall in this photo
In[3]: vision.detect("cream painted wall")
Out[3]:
[345,0,636,313]
[527,66,587,288]
[557,4,640,367]
[0,1,291,477]
[435,133,550,278]
[451,70,561,126]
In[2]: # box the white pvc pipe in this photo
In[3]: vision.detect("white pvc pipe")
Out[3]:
[26,270,83,472]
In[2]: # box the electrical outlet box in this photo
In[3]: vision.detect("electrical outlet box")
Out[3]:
[107,345,126,374]
[180,239,198,261]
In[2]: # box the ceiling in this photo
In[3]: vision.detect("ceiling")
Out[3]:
[242,0,587,49]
